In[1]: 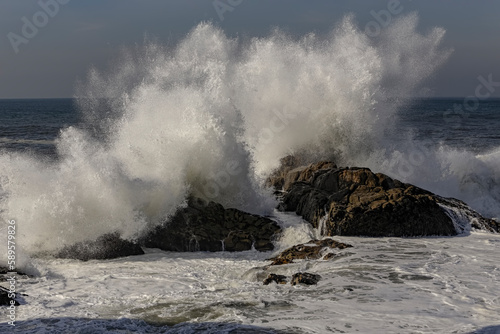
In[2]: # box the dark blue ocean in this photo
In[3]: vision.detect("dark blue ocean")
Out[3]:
[0,99,80,157]
[1,98,499,157]
[398,98,500,153]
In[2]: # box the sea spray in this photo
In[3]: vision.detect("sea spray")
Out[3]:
[373,145,500,219]
[4,14,498,266]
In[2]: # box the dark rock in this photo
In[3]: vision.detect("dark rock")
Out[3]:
[269,257,294,266]
[0,286,20,306]
[56,197,281,259]
[56,232,144,261]
[436,197,500,233]
[268,239,352,265]
[0,268,29,282]
[224,231,253,252]
[266,156,336,192]
[0,267,19,276]
[263,273,288,285]
[143,197,281,252]
[272,160,498,236]
[291,272,321,285]
[322,253,336,260]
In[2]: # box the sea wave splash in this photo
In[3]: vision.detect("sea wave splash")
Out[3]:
[1,14,498,264]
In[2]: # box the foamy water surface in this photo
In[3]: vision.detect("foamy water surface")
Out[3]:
[1,213,499,333]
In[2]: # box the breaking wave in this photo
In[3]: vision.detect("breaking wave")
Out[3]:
[1,14,498,264]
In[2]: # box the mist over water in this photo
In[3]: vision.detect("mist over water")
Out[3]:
[1,14,499,263]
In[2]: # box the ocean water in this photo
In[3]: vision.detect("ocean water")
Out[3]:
[1,15,500,333]
[1,98,499,160]
[398,98,500,154]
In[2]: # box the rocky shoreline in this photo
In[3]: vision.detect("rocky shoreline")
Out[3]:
[53,158,498,262]
[2,157,499,303]
[269,158,499,236]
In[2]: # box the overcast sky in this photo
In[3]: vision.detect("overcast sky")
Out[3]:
[1,0,499,98]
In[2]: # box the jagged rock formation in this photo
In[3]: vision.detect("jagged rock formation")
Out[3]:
[266,155,336,192]
[268,158,499,237]
[268,239,352,265]
[55,197,281,260]
[143,197,281,252]
[54,156,499,261]
[56,232,145,261]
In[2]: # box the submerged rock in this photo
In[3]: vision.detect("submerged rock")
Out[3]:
[270,160,498,237]
[263,273,288,285]
[291,272,321,286]
[143,197,281,252]
[269,257,294,266]
[56,232,144,261]
[269,239,352,265]
[0,267,14,275]
[0,287,19,306]
[262,272,321,286]
[0,286,26,307]
[0,268,29,280]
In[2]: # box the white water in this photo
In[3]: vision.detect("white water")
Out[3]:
[0,14,453,256]
[1,13,500,332]
[2,14,500,261]
[1,214,499,333]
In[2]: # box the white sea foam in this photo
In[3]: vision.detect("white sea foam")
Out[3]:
[361,144,500,220]
[2,219,499,333]
[2,14,500,266]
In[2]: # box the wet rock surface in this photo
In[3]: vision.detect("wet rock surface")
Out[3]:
[49,157,498,261]
[266,156,336,193]
[54,197,281,260]
[143,197,281,252]
[291,272,321,286]
[262,272,321,286]
[269,239,353,265]
[0,285,25,307]
[270,160,498,236]
[56,232,145,261]
[0,286,20,306]
[263,273,288,285]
